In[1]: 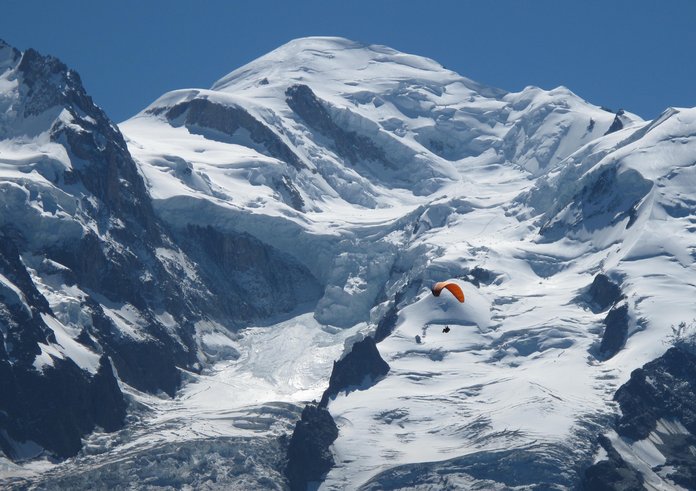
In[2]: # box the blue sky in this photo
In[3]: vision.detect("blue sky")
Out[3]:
[1,0,694,123]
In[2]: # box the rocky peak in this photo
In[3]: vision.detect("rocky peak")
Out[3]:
[16,48,82,117]
[0,38,20,70]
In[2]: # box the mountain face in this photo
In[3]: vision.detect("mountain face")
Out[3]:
[0,38,321,464]
[583,344,696,490]
[2,36,696,490]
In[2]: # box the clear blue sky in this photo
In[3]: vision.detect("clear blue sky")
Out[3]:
[1,0,694,123]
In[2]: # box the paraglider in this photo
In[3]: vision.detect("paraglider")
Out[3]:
[431,280,465,303]
[417,280,464,339]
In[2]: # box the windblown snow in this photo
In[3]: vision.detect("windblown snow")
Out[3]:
[3,36,696,489]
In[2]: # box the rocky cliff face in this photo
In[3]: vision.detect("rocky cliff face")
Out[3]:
[0,40,323,461]
[0,232,126,460]
[583,345,696,489]
[283,334,390,490]
[285,404,339,491]
[320,335,390,407]
[0,39,187,458]
[173,224,322,322]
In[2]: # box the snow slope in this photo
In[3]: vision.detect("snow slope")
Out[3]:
[322,105,696,489]
[120,37,696,489]
[4,314,360,489]
[120,36,635,330]
[4,36,695,489]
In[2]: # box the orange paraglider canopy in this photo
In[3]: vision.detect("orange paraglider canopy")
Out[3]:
[431,281,465,303]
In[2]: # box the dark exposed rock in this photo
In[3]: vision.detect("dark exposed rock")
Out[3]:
[374,281,419,343]
[0,233,54,366]
[669,463,696,491]
[587,273,623,312]
[615,347,696,440]
[588,274,627,360]
[604,110,625,135]
[374,300,399,343]
[0,233,127,460]
[15,45,158,240]
[10,48,206,399]
[0,232,50,315]
[173,225,323,323]
[583,346,696,489]
[54,123,158,240]
[320,336,389,407]
[41,228,198,397]
[106,336,181,398]
[0,354,126,460]
[581,436,644,491]
[16,49,81,119]
[274,175,305,211]
[0,41,203,460]
[286,84,393,168]
[81,298,183,397]
[285,403,338,491]
[598,303,629,359]
[89,355,128,432]
[47,232,144,310]
[165,98,305,171]
[464,266,497,287]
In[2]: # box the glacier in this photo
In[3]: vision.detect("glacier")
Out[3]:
[2,36,696,490]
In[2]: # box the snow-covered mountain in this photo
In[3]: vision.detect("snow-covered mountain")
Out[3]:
[0,37,321,469]
[2,36,696,490]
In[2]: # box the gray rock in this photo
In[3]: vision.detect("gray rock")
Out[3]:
[320,336,389,407]
[598,303,629,359]
[285,404,339,491]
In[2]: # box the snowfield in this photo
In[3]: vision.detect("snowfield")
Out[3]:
[3,36,696,489]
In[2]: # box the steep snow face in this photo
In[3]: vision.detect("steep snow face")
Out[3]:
[531,107,696,335]
[126,38,631,207]
[120,36,633,330]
